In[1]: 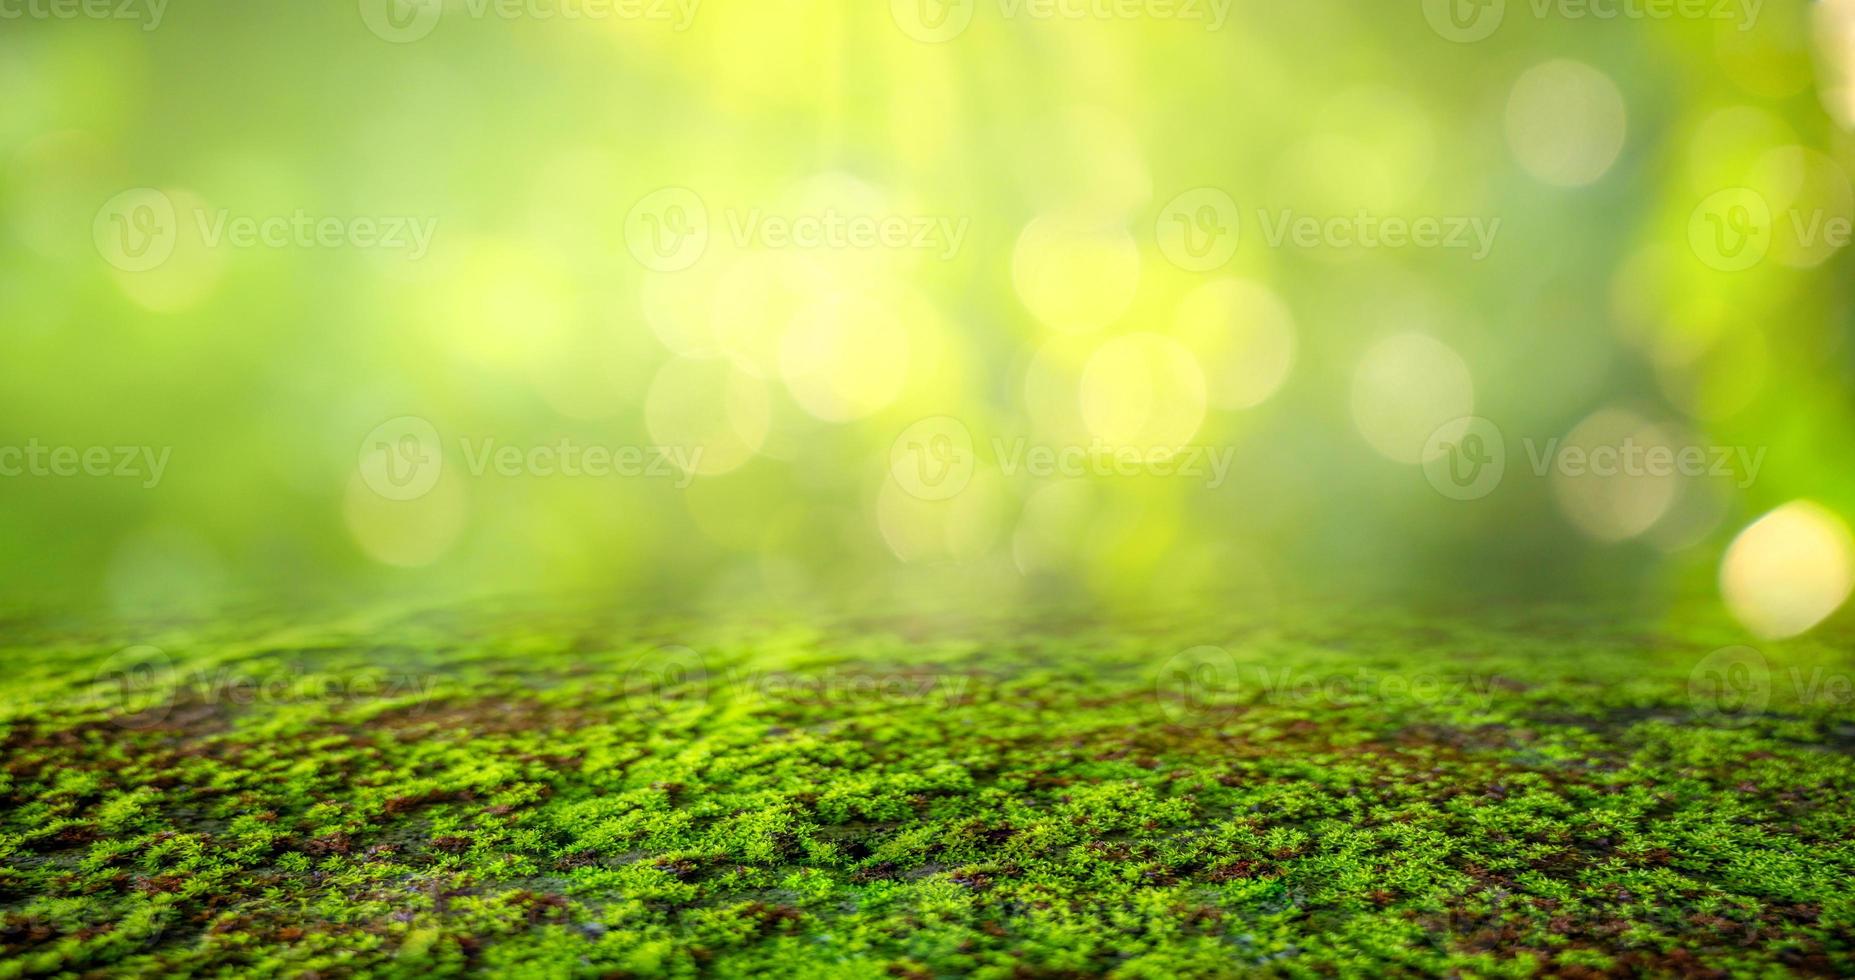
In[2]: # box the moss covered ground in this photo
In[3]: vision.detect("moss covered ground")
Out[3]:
[1,601,1852,978]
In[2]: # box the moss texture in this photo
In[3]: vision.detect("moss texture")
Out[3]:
[1,601,1852,977]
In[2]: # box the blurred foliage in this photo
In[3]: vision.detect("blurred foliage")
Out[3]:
[2,0,1853,617]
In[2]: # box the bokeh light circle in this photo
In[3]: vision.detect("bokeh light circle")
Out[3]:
[1079,333,1207,450]
[1012,214,1141,333]
[1350,333,1475,464]
[1721,501,1855,639]
[644,356,771,476]
[1170,278,1295,410]
[1506,60,1627,187]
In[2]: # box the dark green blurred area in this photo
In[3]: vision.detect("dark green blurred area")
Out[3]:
[2,0,1853,628]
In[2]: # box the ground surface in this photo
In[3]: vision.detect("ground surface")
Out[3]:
[1,600,1852,978]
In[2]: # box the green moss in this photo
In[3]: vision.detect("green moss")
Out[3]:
[0,602,1851,977]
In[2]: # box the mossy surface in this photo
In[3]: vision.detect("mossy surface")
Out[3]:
[2,602,1852,978]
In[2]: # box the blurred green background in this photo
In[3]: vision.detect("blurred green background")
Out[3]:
[3,0,1853,632]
